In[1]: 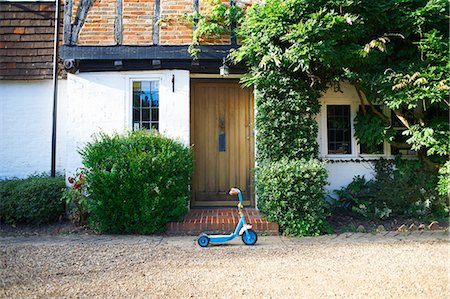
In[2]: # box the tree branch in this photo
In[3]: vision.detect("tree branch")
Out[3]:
[353,83,389,122]
[393,109,410,129]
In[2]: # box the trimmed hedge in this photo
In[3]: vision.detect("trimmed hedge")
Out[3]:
[0,175,65,225]
[256,159,332,236]
[80,131,193,234]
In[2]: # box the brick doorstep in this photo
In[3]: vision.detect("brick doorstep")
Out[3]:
[167,208,279,236]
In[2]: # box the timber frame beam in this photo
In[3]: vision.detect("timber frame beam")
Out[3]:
[60,45,239,60]
[63,0,94,45]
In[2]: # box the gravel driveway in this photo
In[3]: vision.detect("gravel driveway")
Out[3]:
[1,232,448,298]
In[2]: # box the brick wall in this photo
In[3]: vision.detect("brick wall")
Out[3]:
[159,0,193,45]
[198,0,230,45]
[123,0,155,45]
[69,0,257,46]
[78,0,115,45]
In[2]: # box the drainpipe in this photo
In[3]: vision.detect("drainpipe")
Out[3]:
[51,0,61,177]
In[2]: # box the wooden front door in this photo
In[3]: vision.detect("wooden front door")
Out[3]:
[190,79,254,207]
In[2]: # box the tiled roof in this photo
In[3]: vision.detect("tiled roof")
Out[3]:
[0,2,58,80]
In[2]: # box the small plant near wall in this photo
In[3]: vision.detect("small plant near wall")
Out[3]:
[333,158,449,220]
[79,131,193,234]
[63,168,89,225]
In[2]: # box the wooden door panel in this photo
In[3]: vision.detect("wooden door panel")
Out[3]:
[191,80,254,206]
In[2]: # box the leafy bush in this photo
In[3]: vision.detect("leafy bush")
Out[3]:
[334,158,448,219]
[0,175,65,225]
[256,159,332,236]
[80,131,193,234]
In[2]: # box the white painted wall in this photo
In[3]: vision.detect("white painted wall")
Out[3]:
[1,75,377,195]
[0,80,67,179]
[64,70,190,176]
[317,83,378,194]
[325,162,375,195]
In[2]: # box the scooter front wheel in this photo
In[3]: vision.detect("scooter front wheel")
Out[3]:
[197,234,210,247]
[242,229,258,245]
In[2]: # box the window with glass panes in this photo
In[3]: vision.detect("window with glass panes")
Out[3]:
[132,81,159,131]
[327,105,352,155]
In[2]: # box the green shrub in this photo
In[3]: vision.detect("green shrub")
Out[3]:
[80,131,193,234]
[334,158,448,219]
[0,175,65,225]
[256,159,332,236]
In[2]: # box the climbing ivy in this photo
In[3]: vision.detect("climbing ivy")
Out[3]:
[186,0,245,57]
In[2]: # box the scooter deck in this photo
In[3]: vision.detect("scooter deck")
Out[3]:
[209,234,236,243]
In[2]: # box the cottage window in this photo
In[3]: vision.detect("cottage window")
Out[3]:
[327,105,352,155]
[132,80,159,131]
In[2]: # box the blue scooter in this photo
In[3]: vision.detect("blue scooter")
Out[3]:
[197,188,258,247]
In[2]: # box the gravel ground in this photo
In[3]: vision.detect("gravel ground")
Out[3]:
[0,232,448,298]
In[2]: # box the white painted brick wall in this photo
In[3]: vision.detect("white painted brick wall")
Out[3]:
[0,80,67,179]
[1,74,374,193]
[64,70,190,177]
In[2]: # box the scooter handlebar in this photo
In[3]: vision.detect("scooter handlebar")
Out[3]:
[229,188,240,196]
[229,187,243,207]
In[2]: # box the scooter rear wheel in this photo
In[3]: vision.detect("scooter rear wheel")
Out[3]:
[242,229,258,245]
[197,234,210,247]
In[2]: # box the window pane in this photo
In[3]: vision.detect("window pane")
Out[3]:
[133,108,140,122]
[132,80,159,132]
[151,108,158,122]
[327,105,351,154]
[142,122,151,130]
[142,109,150,122]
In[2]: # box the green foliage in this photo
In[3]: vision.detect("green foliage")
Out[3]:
[254,77,321,161]
[80,131,193,234]
[186,0,244,57]
[0,175,65,225]
[334,158,448,219]
[354,110,395,153]
[437,160,450,196]
[191,0,449,231]
[256,159,332,236]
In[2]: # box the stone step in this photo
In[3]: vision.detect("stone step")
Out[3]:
[167,208,279,235]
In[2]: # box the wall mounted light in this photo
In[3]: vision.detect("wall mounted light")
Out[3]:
[219,57,229,77]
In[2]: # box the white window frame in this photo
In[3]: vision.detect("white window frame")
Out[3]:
[318,85,417,160]
[125,75,163,132]
[320,98,359,159]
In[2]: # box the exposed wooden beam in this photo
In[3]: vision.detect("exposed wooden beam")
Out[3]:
[230,0,237,45]
[63,0,72,44]
[115,0,123,45]
[60,45,239,60]
[193,0,199,29]
[71,0,93,44]
[152,0,160,45]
